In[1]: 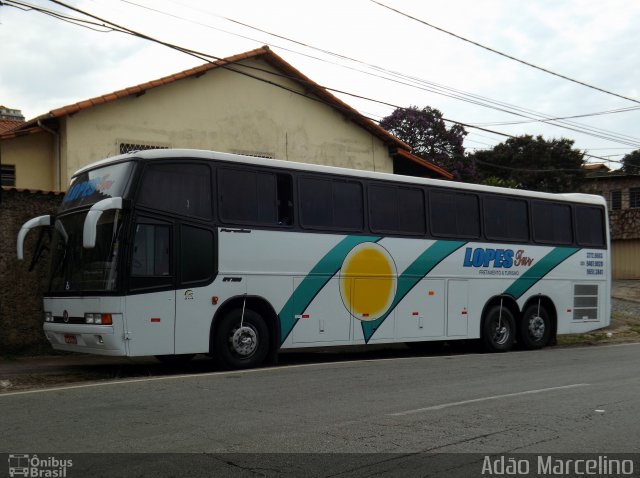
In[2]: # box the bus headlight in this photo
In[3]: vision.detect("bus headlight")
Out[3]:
[45,311,53,322]
[85,313,113,325]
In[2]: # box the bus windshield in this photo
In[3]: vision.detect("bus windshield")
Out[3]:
[48,209,124,293]
[61,161,134,212]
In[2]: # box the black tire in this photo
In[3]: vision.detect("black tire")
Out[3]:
[481,305,516,352]
[213,308,270,370]
[155,354,195,365]
[518,303,552,350]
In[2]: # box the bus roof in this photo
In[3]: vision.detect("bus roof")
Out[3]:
[74,148,606,207]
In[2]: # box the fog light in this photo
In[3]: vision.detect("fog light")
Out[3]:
[95,335,104,344]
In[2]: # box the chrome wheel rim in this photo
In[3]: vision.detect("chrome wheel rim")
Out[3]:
[230,325,258,357]
[492,320,510,345]
[528,315,545,341]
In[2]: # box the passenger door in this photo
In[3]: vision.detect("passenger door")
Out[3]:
[174,223,217,354]
[124,217,176,356]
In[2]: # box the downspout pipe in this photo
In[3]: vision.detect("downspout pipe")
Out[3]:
[37,120,61,191]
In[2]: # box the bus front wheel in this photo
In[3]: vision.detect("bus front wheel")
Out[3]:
[518,303,551,350]
[214,308,270,369]
[481,305,515,352]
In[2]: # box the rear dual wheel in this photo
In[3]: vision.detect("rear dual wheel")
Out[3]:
[518,303,551,350]
[481,305,516,352]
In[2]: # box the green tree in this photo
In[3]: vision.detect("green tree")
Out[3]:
[621,149,640,174]
[379,106,477,182]
[470,135,585,193]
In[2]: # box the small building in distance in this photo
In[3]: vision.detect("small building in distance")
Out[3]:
[584,165,640,279]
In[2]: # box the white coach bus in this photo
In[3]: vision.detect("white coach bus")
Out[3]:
[17,149,610,369]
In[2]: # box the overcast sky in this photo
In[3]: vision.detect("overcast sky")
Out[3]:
[1,0,639,168]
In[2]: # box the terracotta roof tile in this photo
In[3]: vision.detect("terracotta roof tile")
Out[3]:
[0,119,24,134]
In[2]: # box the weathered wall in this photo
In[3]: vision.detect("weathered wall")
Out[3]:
[1,56,398,192]
[0,189,62,354]
[0,133,55,191]
[59,57,393,186]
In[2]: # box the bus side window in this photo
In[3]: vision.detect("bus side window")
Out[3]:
[180,225,214,284]
[131,223,171,277]
[276,174,293,226]
[430,190,480,238]
[532,201,573,244]
[138,163,212,219]
[575,205,605,247]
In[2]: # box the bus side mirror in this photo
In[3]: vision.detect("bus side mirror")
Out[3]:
[17,215,51,260]
[83,197,123,249]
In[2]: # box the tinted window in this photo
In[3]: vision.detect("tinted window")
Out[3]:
[181,225,214,284]
[300,177,363,230]
[63,161,133,211]
[369,185,425,234]
[483,197,529,242]
[219,169,292,225]
[430,190,480,238]
[575,206,605,247]
[532,202,573,244]
[131,223,171,277]
[138,163,211,218]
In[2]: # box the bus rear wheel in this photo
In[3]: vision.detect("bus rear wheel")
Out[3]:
[518,303,551,350]
[214,308,270,370]
[481,305,515,352]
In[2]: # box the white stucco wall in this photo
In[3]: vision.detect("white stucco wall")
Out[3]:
[61,57,392,185]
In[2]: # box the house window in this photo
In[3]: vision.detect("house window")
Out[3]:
[119,143,169,155]
[630,188,640,209]
[610,190,621,210]
[1,164,15,187]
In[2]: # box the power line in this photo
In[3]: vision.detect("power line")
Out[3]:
[4,0,514,141]
[113,0,640,148]
[2,0,631,168]
[370,0,640,106]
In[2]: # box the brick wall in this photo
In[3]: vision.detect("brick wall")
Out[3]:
[0,188,62,355]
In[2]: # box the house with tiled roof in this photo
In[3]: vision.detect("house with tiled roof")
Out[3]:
[0,46,451,192]
[584,166,640,279]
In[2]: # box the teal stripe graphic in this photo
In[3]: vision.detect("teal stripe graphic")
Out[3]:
[504,247,579,299]
[360,241,466,343]
[278,235,380,344]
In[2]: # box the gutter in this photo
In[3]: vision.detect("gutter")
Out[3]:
[37,120,61,191]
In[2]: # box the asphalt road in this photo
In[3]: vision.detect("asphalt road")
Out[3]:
[1,344,639,476]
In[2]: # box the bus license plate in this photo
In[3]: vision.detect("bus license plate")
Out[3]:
[64,335,77,345]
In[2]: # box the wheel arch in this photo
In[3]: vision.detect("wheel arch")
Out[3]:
[210,295,280,364]
[480,294,521,329]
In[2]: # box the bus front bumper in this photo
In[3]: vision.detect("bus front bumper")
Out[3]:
[43,322,127,356]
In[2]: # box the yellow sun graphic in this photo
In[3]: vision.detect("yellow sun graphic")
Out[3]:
[339,243,397,321]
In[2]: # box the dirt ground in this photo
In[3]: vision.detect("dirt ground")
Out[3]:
[1,282,639,393]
